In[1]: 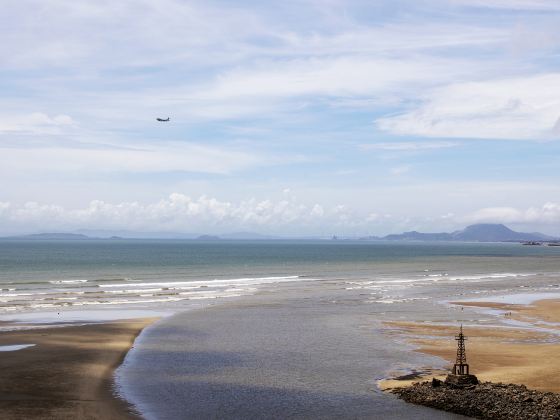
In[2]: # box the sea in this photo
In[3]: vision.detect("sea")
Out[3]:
[2,239,560,418]
[3,239,560,314]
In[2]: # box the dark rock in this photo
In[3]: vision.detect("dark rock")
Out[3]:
[391,380,560,419]
[444,374,479,387]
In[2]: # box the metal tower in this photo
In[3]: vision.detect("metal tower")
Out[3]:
[452,324,469,375]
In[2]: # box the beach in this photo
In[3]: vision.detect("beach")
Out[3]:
[3,291,559,419]
[380,298,560,393]
[0,318,156,419]
[3,240,560,418]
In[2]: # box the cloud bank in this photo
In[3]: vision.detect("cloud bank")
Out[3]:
[464,203,560,225]
[2,194,560,237]
[0,194,342,235]
[377,74,560,140]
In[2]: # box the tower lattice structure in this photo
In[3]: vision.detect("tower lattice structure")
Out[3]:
[452,324,469,375]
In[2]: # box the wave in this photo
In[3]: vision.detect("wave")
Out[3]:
[380,272,538,284]
[0,292,50,297]
[99,275,303,289]
[0,276,303,312]
[49,279,89,284]
[447,273,536,281]
[344,272,541,291]
[374,279,427,284]
[14,290,248,309]
[0,277,135,287]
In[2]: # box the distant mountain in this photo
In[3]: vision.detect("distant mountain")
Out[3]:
[75,229,283,240]
[383,231,453,241]
[196,235,221,241]
[219,232,280,240]
[2,230,283,241]
[6,233,92,240]
[380,224,556,243]
[3,224,555,242]
[74,229,200,239]
[451,224,553,242]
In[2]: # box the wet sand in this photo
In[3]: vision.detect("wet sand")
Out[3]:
[0,318,156,419]
[451,298,560,326]
[380,299,560,392]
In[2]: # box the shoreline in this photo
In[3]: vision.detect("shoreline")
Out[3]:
[0,317,157,419]
[379,297,560,392]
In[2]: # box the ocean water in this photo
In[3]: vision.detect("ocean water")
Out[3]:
[3,240,560,418]
[2,239,560,316]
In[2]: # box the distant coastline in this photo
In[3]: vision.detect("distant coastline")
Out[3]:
[358,223,558,243]
[3,223,559,243]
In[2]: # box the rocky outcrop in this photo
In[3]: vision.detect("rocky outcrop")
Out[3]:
[391,380,560,419]
[444,374,479,387]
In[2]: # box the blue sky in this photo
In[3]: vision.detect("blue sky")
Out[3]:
[2,0,560,236]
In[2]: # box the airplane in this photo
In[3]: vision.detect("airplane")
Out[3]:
[156,117,170,122]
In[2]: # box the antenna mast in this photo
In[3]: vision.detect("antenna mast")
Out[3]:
[452,324,469,375]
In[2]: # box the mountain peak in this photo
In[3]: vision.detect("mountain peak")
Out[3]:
[452,224,523,241]
[381,223,554,242]
[7,233,92,240]
[463,223,509,230]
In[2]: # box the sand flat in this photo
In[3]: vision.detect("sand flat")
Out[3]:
[380,298,560,393]
[0,318,156,419]
[450,298,560,326]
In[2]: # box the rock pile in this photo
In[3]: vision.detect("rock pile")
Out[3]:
[391,380,560,419]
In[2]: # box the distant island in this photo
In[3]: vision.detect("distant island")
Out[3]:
[1,224,558,243]
[195,235,221,241]
[6,233,93,240]
[0,231,281,241]
[2,233,123,240]
[360,223,558,243]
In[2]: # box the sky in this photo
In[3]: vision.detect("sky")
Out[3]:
[2,0,560,236]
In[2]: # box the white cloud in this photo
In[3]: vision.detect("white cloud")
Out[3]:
[464,203,560,225]
[362,141,459,151]
[0,1,533,126]
[0,202,11,217]
[0,112,74,134]
[463,207,524,224]
[4,193,560,236]
[452,0,560,11]
[366,213,380,222]
[310,204,325,217]
[277,23,508,55]
[0,141,263,175]
[195,56,488,102]
[0,0,267,70]
[0,194,359,234]
[377,74,560,140]
[390,165,411,175]
[0,1,508,71]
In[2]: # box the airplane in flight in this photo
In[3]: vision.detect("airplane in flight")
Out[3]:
[156,117,170,122]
